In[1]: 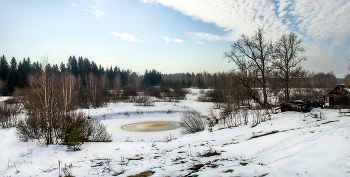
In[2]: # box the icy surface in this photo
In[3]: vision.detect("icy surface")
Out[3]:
[1,89,350,176]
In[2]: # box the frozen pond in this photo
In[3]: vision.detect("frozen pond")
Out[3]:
[122,121,183,132]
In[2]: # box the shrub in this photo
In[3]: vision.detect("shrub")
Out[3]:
[197,90,212,102]
[121,84,137,98]
[0,101,21,128]
[162,91,176,102]
[219,104,242,128]
[147,86,161,98]
[87,118,112,142]
[181,110,206,134]
[207,89,225,103]
[16,111,112,143]
[134,96,155,106]
[77,88,91,108]
[173,87,189,100]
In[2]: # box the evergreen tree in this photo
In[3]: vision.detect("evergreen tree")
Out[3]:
[67,128,83,151]
[91,61,99,78]
[31,61,42,74]
[17,61,26,88]
[143,69,162,86]
[67,56,78,77]
[60,62,66,73]
[7,57,21,94]
[17,57,31,88]
[0,55,9,82]
[98,64,105,76]
[82,58,91,86]
[0,55,9,95]
[196,78,205,89]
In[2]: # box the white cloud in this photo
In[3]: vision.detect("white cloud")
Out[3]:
[80,4,105,21]
[186,32,227,42]
[173,39,183,43]
[160,36,170,43]
[111,32,142,42]
[71,3,79,7]
[89,5,97,9]
[143,36,155,41]
[141,0,350,76]
[88,4,105,17]
[141,0,288,42]
[141,0,350,48]
[278,11,287,18]
[92,9,105,17]
[277,0,291,13]
[71,3,105,20]
[160,35,183,43]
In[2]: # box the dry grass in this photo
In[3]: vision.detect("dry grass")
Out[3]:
[222,169,234,173]
[249,130,280,140]
[127,170,155,177]
[199,150,221,157]
[322,120,339,124]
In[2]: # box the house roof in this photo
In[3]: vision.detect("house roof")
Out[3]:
[326,85,350,97]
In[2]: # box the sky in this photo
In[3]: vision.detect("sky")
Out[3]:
[0,0,349,77]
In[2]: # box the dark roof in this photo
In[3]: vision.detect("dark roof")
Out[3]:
[326,85,350,97]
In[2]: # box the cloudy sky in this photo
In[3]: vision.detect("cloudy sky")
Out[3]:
[1,0,349,77]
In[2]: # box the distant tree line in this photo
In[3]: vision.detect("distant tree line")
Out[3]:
[160,71,227,89]
[0,51,339,108]
[0,55,142,97]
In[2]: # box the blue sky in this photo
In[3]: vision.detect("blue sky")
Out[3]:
[1,0,349,77]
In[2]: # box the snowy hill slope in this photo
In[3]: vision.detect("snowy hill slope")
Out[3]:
[0,89,350,176]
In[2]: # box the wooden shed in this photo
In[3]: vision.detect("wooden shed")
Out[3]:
[324,85,350,108]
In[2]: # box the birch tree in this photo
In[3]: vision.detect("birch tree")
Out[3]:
[28,64,57,144]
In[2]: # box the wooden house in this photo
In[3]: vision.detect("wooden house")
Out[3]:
[324,85,350,108]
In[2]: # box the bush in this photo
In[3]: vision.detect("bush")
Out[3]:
[147,86,161,98]
[77,88,91,108]
[162,91,176,102]
[181,110,206,134]
[77,88,109,108]
[197,90,212,102]
[207,89,225,103]
[16,111,112,143]
[134,96,155,106]
[121,84,138,98]
[87,118,112,142]
[174,87,189,100]
[0,100,21,128]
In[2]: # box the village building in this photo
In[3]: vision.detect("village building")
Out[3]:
[324,85,350,108]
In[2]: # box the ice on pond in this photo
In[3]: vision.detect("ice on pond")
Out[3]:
[122,121,183,132]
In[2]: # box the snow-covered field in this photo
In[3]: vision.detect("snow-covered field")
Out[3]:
[1,89,350,176]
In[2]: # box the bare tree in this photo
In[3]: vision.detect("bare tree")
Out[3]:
[28,64,57,144]
[272,32,306,101]
[89,73,100,108]
[112,74,121,102]
[225,28,272,107]
[345,74,350,85]
[59,72,77,113]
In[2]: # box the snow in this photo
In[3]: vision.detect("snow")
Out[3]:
[1,89,350,176]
